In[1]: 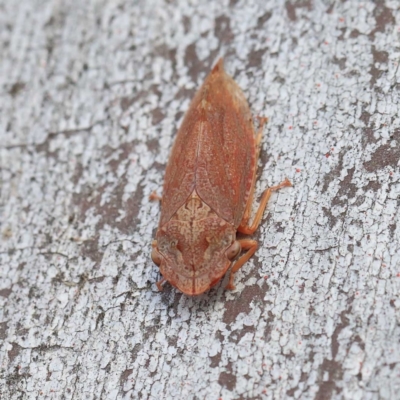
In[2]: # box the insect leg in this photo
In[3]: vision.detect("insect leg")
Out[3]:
[226,239,258,290]
[238,178,292,235]
[149,191,162,202]
[156,277,167,291]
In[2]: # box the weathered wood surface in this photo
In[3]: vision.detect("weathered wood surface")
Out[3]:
[1,1,399,399]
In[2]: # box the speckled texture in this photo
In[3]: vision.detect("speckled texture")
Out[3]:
[0,1,399,399]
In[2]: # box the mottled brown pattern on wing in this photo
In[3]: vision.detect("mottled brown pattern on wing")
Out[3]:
[160,60,257,228]
[159,114,200,227]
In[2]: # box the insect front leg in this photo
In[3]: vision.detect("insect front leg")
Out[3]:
[152,240,168,291]
[156,277,167,291]
[149,191,162,202]
[226,239,258,290]
[238,178,292,235]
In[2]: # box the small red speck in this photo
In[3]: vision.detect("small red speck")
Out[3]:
[296,168,301,173]
[325,152,330,158]
[314,121,318,124]
[324,41,329,45]
[339,17,344,22]
[368,254,371,256]
[382,264,386,267]
[264,275,269,280]
[40,392,43,396]
[396,273,400,277]
[298,341,302,344]
[331,147,334,151]
[288,125,293,130]
[262,389,267,394]
[335,74,339,78]
[390,171,393,176]
[280,259,284,262]
[316,83,321,87]
[356,291,359,296]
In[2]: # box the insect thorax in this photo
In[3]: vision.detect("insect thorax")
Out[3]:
[172,190,215,222]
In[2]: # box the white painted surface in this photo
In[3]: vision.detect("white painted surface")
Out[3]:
[1,1,399,399]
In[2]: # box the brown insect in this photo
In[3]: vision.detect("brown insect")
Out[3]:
[151,59,291,295]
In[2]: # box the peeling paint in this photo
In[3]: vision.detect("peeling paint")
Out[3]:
[1,1,399,399]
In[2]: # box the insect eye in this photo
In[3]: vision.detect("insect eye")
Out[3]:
[151,246,162,266]
[226,241,241,260]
